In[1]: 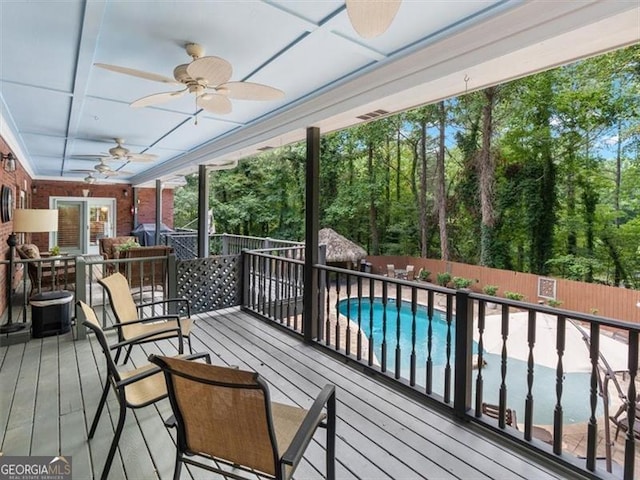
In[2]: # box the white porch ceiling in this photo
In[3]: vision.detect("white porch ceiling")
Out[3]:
[0,1,637,187]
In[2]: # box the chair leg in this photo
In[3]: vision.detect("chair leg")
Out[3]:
[100,398,127,480]
[113,347,122,365]
[172,451,183,480]
[326,391,336,480]
[122,344,133,365]
[187,335,193,354]
[89,382,110,439]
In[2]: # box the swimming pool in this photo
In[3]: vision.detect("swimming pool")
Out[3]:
[338,297,598,425]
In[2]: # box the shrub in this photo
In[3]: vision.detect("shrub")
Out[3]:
[418,269,431,281]
[452,276,473,289]
[504,291,524,301]
[436,272,452,287]
[547,299,563,308]
[483,285,498,296]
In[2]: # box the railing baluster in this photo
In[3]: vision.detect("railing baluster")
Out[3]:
[395,283,402,379]
[346,273,352,356]
[524,310,536,441]
[553,315,566,455]
[586,322,599,472]
[624,330,638,480]
[381,281,388,373]
[444,294,453,404]
[410,287,417,386]
[368,277,375,367]
[357,276,363,361]
[335,272,341,351]
[499,304,509,429]
[286,258,292,327]
[293,261,300,331]
[325,269,331,346]
[475,300,485,417]
[268,256,274,319]
[426,290,434,394]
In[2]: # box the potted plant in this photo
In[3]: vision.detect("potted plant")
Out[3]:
[115,239,140,253]
[418,269,431,282]
[504,291,525,301]
[436,272,452,287]
[49,245,61,257]
[452,276,473,289]
[547,299,563,308]
[483,285,499,308]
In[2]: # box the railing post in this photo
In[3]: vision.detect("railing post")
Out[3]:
[242,250,250,308]
[454,289,473,417]
[303,126,320,342]
[75,256,87,340]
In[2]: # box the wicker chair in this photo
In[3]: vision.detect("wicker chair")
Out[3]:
[118,245,172,291]
[98,272,193,365]
[78,301,210,480]
[99,236,139,274]
[149,355,336,480]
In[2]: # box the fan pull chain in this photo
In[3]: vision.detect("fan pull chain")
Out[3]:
[194,96,198,125]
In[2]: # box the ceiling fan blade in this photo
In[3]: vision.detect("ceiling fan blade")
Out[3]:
[131,88,187,108]
[95,63,179,84]
[346,0,401,38]
[217,82,284,101]
[186,56,233,86]
[102,170,133,177]
[198,94,232,114]
[125,153,157,162]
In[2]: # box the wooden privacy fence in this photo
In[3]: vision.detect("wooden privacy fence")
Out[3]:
[368,256,640,324]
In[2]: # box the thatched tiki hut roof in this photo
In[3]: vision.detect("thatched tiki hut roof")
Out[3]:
[319,228,367,264]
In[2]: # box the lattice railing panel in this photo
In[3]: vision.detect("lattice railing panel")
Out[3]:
[176,255,241,313]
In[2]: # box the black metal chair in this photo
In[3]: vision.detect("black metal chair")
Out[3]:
[149,354,336,480]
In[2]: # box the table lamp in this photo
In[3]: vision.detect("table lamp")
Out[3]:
[1,208,59,334]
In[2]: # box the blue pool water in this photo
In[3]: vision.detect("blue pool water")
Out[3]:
[338,298,598,425]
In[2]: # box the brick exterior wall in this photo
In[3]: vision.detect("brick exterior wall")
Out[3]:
[0,136,175,320]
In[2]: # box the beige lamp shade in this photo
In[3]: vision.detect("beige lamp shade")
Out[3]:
[13,208,59,233]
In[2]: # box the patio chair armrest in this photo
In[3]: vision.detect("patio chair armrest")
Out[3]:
[137,298,191,316]
[181,351,212,364]
[109,325,183,350]
[281,384,336,467]
[113,314,181,327]
[116,366,163,387]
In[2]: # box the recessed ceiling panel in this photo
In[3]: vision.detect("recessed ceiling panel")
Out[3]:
[0,1,83,92]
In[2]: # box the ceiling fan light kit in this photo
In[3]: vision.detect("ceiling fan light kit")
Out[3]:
[346,0,402,38]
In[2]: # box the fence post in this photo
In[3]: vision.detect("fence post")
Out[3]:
[454,289,473,417]
[75,256,87,340]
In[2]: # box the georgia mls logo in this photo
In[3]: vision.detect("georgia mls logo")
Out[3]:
[0,455,72,480]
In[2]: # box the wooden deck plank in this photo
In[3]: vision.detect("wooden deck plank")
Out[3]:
[5,338,40,431]
[31,336,60,455]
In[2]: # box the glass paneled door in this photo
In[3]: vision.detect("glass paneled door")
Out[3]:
[53,198,116,255]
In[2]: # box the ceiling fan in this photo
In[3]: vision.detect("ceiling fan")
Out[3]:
[73,138,157,163]
[95,43,285,115]
[70,159,133,182]
[346,0,402,38]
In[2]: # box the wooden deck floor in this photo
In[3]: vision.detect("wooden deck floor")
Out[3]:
[0,306,584,479]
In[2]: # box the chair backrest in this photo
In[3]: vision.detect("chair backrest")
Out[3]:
[150,355,279,476]
[77,301,121,382]
[406,265,415,280]
[481,402,518,429]
[386,264,395,278]
[98,272,139,324]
